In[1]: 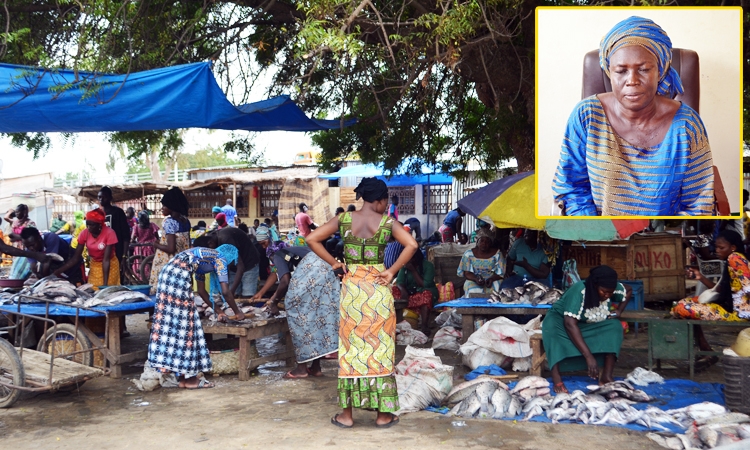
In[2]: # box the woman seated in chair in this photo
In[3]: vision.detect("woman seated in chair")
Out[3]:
[673,230,750,361]
[551,16,714,216]
[457,229,502,296]
[542,265,631,393]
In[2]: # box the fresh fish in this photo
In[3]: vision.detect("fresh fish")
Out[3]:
[647,433,686,450]
[490,388,512,419]
[443,378,509,406]
[540,289,563,304]
[550,393,571,409]
[506,397,522,418]
[695,412,750,427]
[588,380,650,402]
[522,396,552,413]
[513,286,525,296]
[666,401,727,424]
[457,392,482,418]
[547,407,576,423]
[698,425,719,448]
[625,367,665,386]
[510,376,549,394]
[474,381,498,419]
[526,281,548,293]
[500,288,515,298]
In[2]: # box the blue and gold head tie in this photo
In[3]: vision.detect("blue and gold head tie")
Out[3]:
[599,16,684,98]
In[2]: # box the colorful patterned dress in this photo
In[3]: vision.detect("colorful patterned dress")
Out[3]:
[9,217,36,279]
[542,280,625,372]
[337,212,398,413]
[457,249,503,295]
[149,216,191,294]
[284,253,340,363]
[672,252,750,321]
[147,247,229,377]
[552,96,714,216]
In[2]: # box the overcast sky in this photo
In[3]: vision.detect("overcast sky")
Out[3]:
[0,128,317,181]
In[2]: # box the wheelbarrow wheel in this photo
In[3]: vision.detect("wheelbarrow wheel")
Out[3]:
[37,324,94,367]
[139,254,154,285]
[0,338,24,408]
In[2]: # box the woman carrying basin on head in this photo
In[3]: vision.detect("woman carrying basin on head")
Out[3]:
[551,16,714,216]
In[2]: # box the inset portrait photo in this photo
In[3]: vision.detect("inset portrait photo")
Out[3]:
[536,7,742,218]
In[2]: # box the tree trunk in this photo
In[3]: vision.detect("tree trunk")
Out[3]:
[145,146,165,183]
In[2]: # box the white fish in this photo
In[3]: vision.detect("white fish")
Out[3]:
[490,388,512,419]
[695,412,750,427]
[506,397,522,418]
[510,376,549,394]
[443,378,509,406]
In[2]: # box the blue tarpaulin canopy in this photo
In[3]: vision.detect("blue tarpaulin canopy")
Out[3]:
[319,163,452,186]
[0,62,355,133]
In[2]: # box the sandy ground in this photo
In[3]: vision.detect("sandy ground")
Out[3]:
[0,312,733,450]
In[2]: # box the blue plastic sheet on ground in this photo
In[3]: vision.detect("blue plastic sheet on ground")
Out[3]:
[465,365,507,381]
[432,376,724,433]
[436,298,552,309]
[0,300,155,317]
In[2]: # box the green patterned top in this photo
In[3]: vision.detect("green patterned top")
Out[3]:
[339,211,393,265]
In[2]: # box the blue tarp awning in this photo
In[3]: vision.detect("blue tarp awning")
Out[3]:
[0,62,355,133]
[320,163,452,186]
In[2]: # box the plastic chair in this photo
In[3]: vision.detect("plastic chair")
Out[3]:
[687,247,724,295]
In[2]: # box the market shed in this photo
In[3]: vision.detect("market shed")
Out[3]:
[73,166,330,229]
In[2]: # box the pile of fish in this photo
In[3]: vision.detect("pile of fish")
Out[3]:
[11,275,149,307]
[488,281,563,306]
[444,376,550,420]
[648,404,750,449]
[444,376,689,432]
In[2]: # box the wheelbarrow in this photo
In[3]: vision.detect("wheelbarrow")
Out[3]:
[0,310,104,408]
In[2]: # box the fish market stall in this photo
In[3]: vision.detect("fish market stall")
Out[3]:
[0,277,155,378]
[201,315,294,381]
[438,299,551,344]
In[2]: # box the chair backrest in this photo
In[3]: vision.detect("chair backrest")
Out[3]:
[581,48,729,215]
[581,48,700,112]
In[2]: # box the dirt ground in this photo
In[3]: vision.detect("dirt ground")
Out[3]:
[0,312,735,450]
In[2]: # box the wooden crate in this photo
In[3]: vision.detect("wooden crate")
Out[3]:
[562,233,685,302]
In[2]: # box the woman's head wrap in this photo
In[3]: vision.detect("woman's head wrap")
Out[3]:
[353,177,389,203]
[583,265,619,309]
[160,187,190,216]
[74,211,85,227]
[476,227,493,243]
[215,213,227,225]
[85,208,106,225]
[255,227,270,241]
[138,211,150,227]
[599,16,684,98]
[212,206,222,214]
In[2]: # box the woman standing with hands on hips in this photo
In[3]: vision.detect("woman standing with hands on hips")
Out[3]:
[306,177,418,429]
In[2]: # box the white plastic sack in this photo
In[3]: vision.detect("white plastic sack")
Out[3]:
[396,321,429,346]
[435,309,462,329]
[459,316,541,371]
[394,346,454,415]
[431,327,462,351]
[461,347,507,370]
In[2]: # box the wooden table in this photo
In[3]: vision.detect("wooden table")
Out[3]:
[202,316,295,381]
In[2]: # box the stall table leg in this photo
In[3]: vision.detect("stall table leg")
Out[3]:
[107,315,122,378]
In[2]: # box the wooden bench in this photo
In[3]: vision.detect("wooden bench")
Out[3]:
[202,316,295,381]
[529,334,546,377]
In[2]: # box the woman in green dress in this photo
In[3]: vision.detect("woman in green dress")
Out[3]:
[542,265,631,393]
[307,177,418,429]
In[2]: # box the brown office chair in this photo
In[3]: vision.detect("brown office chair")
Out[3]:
[581,49,729,215]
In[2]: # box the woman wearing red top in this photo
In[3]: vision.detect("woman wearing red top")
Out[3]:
[55,209,119,286]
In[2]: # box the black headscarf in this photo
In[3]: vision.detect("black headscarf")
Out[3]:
[354,177,389,203]
[584,265,619,309]
[161,187,190,216]
[138,211,150,228]
[717,229,744,310]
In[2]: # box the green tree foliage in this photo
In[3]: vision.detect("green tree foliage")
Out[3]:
[0,1,746,179]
